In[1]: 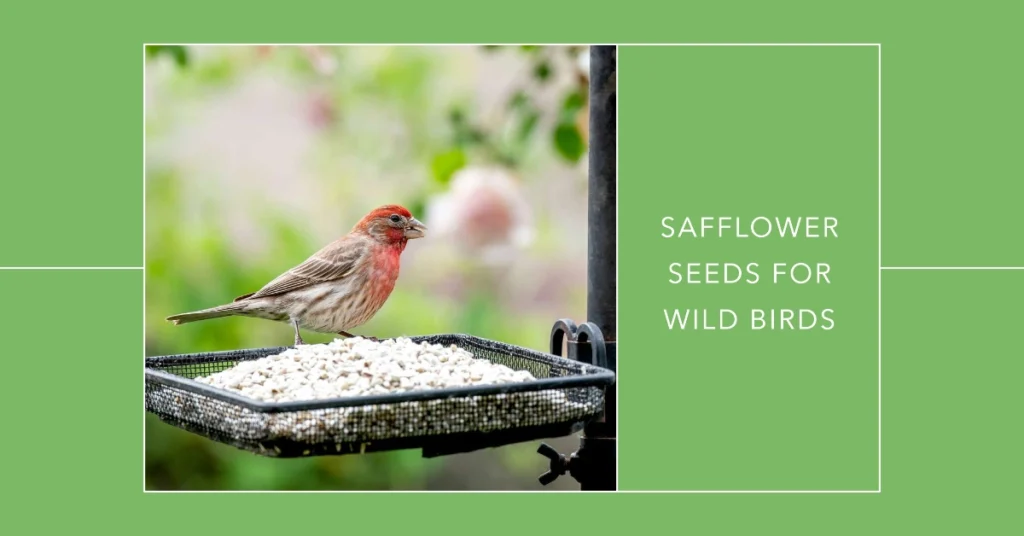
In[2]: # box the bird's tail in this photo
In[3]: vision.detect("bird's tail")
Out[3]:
[166,303,244,325]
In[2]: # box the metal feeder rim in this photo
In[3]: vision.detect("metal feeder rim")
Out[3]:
[145,334,616,414]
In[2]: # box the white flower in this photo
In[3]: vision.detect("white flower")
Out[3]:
[577,48,590,79]
[425,166,534,264]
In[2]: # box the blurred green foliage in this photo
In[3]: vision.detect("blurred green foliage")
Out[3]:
[146,45,189,67]
[145,45,589,490]
[448,45,589,168]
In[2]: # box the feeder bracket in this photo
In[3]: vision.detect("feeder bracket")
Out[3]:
[538,318,617,489]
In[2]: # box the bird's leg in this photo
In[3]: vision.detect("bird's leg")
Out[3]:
[339,330,379,342]
[292,318,305,346]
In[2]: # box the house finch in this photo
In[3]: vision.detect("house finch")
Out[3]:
[166,204,426,346]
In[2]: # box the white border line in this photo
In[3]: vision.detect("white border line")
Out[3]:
[630,42,882,494]
[143,42,883,47]
[138,42,879,495]
[881,266,1024,270]
[876,44,884,493]
[142,44,149,493]
[0,266,143,270]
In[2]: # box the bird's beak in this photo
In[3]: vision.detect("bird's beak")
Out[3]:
[404,218,427,239]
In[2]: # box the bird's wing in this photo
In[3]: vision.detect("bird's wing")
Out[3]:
[240,237,368,300]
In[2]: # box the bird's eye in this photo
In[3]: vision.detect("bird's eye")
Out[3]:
[389,214,401,223]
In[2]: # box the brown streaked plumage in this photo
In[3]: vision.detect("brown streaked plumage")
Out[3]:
[166,204,426,346]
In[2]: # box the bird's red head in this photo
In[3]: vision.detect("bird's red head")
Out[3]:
[353,204,427,246]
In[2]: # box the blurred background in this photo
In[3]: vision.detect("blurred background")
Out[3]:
[144,44,592,490]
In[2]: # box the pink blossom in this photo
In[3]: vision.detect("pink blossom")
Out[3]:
[425,166,534,265]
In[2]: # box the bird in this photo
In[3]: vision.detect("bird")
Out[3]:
[166,204,426,346]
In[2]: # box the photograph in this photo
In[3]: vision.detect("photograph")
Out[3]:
[144,44,617,491]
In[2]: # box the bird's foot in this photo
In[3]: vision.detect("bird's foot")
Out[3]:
[291,318,305,346]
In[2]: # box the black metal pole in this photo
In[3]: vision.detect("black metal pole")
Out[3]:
[580,44,616,491]
[588,47,617,341]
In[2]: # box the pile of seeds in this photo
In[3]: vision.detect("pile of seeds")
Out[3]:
[194,337,539,401]
[169,337,599,445]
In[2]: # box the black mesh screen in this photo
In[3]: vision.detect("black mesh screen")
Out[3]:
[145,335,613,458]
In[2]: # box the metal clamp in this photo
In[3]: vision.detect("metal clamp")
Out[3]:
[537,443,571,485]
[536,437,616,488]
[538,319,617,489]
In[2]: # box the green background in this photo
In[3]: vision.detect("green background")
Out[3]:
[618,45,879,490]
[3,0,1022,534]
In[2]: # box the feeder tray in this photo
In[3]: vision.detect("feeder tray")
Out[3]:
[145,334,615,458]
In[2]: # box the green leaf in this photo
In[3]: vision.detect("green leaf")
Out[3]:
[553,122,584,163]
[533,61,552,82]
[507,91,539,144]
[560,89,586,122]
[145,45,167,59]
[169,46,188,67]
[453,125,487,147]
[519,45,541,53]
[506,90,529,110]
[146,45,189,67]
[517,110,540,143]
[448,106,466,126]
[430,148,466,185]
[493,149,519,169]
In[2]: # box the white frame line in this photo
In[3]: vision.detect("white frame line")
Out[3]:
[880,266,1024,270]
[142,44,149,494]
[877,42,883,493]
[144,488,879,494]
[143,42,883,48]
[625,42,883,495]
[0,266,144,270]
